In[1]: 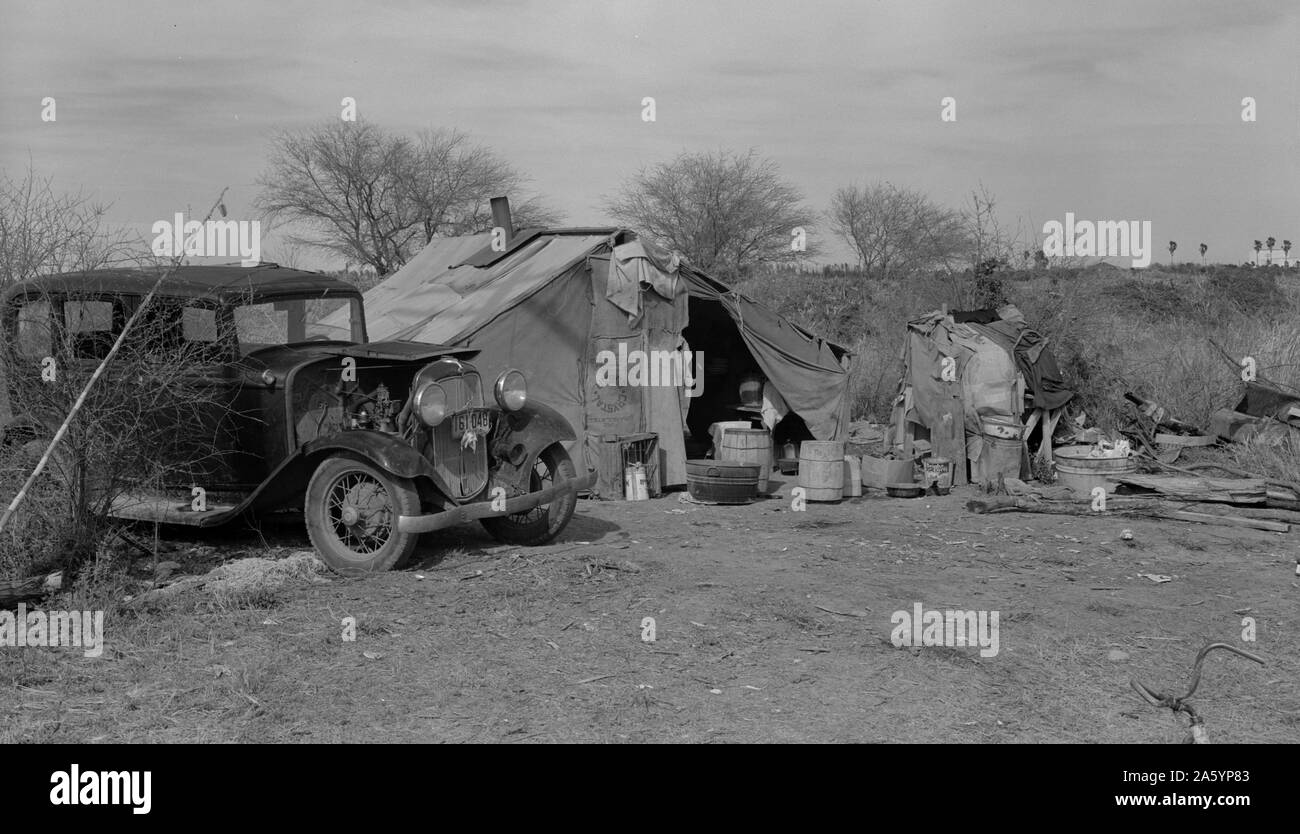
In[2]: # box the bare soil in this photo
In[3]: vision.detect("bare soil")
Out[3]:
[3,477,1297,743]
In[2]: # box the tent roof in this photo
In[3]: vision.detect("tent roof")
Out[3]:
[363,230,619,344]
[366,228,848,355]
[343,227,853,439]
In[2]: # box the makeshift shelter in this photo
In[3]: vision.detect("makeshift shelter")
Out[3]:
[324,225,851,489]
[891,305,1073,484]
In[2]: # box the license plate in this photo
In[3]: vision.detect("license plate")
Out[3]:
[451,409,492,437]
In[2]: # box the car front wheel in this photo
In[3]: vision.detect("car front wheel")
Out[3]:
[305,455,421,575]
[481,444,578,546]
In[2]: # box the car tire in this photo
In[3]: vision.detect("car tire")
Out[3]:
[305,455,421,575]
[481,444,578,546]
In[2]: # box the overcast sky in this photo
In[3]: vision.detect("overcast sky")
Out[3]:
[1,0,1296,268]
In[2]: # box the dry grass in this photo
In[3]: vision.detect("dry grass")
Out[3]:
[3,495,1294,744]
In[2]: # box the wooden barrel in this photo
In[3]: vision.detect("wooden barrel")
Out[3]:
[798,440,845,501]
[720,428,772,491]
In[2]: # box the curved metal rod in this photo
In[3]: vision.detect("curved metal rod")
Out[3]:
[1179,642,1265,701]
[1130,642,1265,715]
[1130,678,1164,706]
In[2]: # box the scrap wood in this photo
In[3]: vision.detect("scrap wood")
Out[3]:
[1151,457,1252,478]
[1176,503,1300,524]
[1122,392,1200,434]
[1163,461,1300,509]
[1165,510,1288,533]
[1141,456,1300,501]
[1114,474,1267,504]
[815,604,870,618]
[0,571,62,608]
[965,496,1288,532]
[1154,433,1217,447]
[968,496,1147,517]
[1206,408,1296,444]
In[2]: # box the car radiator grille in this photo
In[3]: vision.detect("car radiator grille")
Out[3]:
[429,373,488,499]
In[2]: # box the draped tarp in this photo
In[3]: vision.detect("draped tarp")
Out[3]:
[678,265,851,442]
[331,228,851,486]
[896,307,1074,478]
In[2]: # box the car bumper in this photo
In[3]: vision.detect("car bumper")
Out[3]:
[396,469,597,534]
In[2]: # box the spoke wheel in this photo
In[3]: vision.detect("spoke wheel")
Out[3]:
[305,455,420,575]
[481,444,578,546]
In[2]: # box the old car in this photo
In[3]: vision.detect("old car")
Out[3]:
[0,264,595,575]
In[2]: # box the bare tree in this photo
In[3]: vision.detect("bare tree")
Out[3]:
[961,183,1022,273]
[0,165,139,287]
[827,182,967,280]
[405,128,562,238]
[256,121,561,276]
[255,121,414,276]
[605,148,815,281]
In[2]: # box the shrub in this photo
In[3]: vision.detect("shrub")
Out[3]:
[0,278,239,580]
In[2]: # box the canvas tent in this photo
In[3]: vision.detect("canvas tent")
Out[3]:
[322,226,851,488]
[891,305,1073,484]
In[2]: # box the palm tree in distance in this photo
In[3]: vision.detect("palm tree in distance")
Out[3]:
[1284,240,1293,267]
[1266,236,1276,266]
[1254,239,1263,266]
[1168,240,1176,266]
[1199,242,1207,265]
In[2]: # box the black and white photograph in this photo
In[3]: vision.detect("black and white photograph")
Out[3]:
[0,0,1296,776]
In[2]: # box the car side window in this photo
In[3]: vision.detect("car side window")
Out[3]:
[63,299,121,360]
[15,300,53,359]
[234,303,288,353]
[125,302,230,363]
[183,306,218,342]
[180,305,230,363]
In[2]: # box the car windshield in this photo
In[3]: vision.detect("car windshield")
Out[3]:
[233,295,364,354]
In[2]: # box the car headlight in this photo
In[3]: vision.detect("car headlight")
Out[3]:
[412,382,448,426]
[494,369,527,412]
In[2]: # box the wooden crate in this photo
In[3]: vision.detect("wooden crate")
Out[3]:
[595,432,661,499]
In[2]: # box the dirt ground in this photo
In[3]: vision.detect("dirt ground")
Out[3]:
[3,476,1297,743]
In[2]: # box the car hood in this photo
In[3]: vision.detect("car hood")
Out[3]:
[245,340,478,374]
[323,340,480,362]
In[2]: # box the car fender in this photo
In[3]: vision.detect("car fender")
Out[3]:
[298,432,467,503]
[302,432,438,480]
[491,402,582,490]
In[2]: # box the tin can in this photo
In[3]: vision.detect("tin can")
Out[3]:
[624,463,649,501]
